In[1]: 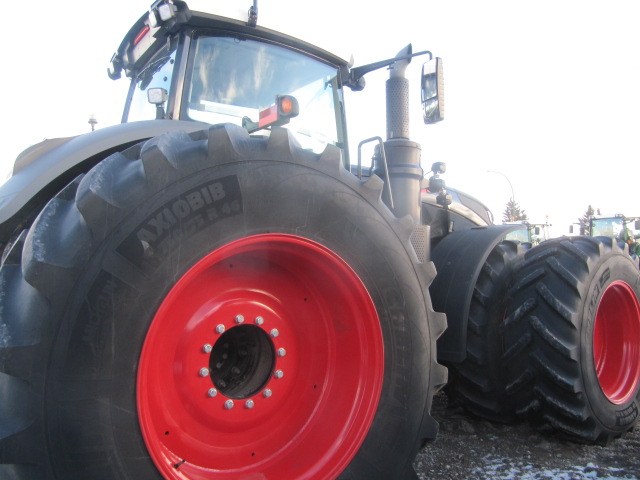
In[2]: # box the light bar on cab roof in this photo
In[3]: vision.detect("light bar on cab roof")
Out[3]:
[149,0,178,28]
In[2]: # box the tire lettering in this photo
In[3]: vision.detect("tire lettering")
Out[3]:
[616,402,638,427]
[156,214,205,257]
[588,268,611,319]
[146,211,175,239]
[117,176,242,269]
[82,277,118,344]
[68,273,134,374]
[135,181,227,243]
[209,182,225,200]
[172,199,191,219]
[186,191,205,211]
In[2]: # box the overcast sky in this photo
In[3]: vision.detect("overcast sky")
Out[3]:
[3,0,639,235]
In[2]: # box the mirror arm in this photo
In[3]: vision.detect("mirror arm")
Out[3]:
[345,50,432,90]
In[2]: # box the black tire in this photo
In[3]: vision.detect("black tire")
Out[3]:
[443,240,528,422]
[502,236,640,444]
[0,125,446,479]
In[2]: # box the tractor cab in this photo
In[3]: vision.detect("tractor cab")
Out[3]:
[590,214,640,239]
[503,221,550,245]
[108,0,444,181]
[109,0,349,157]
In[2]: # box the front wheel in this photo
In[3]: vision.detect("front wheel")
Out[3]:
[0,125,446,479]
[502,236,640,444]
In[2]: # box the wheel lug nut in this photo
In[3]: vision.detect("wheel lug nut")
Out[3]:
[263,389,273,398]
[274,369,284,379]
[202,344,213,354]
[231,366,241,375]
[215,324,225,334]
[224,400,234,410]
[235,314,245,324]
[255,316,264,325]
[199,367,210,377]
[277,348,287,357]
[245,400,255,409]
[270,329,279,338]
[207,388,218,398]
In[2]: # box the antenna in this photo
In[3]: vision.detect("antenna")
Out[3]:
[248,1,258,27]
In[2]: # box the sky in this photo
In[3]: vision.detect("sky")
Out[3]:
[3,1,639,236]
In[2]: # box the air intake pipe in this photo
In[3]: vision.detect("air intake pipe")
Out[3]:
[387,44,412,140]
[376,44,423,224]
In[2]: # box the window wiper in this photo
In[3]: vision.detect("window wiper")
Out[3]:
[137,54,172,90]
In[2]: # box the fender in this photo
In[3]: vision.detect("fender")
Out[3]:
[0,119,209,240]
[430,224,521,363]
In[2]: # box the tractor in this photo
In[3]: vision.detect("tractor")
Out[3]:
[503,220,550,245]
[572,213,640,260]
[1,1,639,479]
[590,214,640,259]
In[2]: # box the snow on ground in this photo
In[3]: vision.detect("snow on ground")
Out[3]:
[413,392,640,480]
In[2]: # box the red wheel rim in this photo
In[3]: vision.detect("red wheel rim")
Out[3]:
[593,280,640,404]
[137,234,383,479]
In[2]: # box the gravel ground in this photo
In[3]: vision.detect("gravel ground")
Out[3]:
[414,392,640,479]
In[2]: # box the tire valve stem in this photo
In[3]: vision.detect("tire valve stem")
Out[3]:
[174,459,186,469]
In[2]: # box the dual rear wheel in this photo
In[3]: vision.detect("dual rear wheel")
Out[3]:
[439,235,640,444]
[502,236,640,443]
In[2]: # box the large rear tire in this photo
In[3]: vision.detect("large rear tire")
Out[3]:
[502,236,640,444]
[0,125,446,479]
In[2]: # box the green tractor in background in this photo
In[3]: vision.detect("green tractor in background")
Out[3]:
[573,213,640,260]
[591,214,640,259]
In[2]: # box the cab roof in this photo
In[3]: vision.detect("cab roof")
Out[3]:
[108,0,348,80]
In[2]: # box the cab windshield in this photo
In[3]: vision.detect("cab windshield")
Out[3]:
[186,36,342,153]
[592,218,624,237]
[504,228,530,243]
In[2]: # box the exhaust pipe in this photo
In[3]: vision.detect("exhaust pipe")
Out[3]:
[378,44,423,225]
[387,44,412,140]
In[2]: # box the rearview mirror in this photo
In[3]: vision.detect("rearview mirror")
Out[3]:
[422,57,444,124]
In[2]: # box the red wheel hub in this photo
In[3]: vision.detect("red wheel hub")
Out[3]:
[137,234,383,479]
[593,280,640,404]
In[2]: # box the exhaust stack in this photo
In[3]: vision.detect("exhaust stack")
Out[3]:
[386,44,412,140]
[379,44,423,224]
